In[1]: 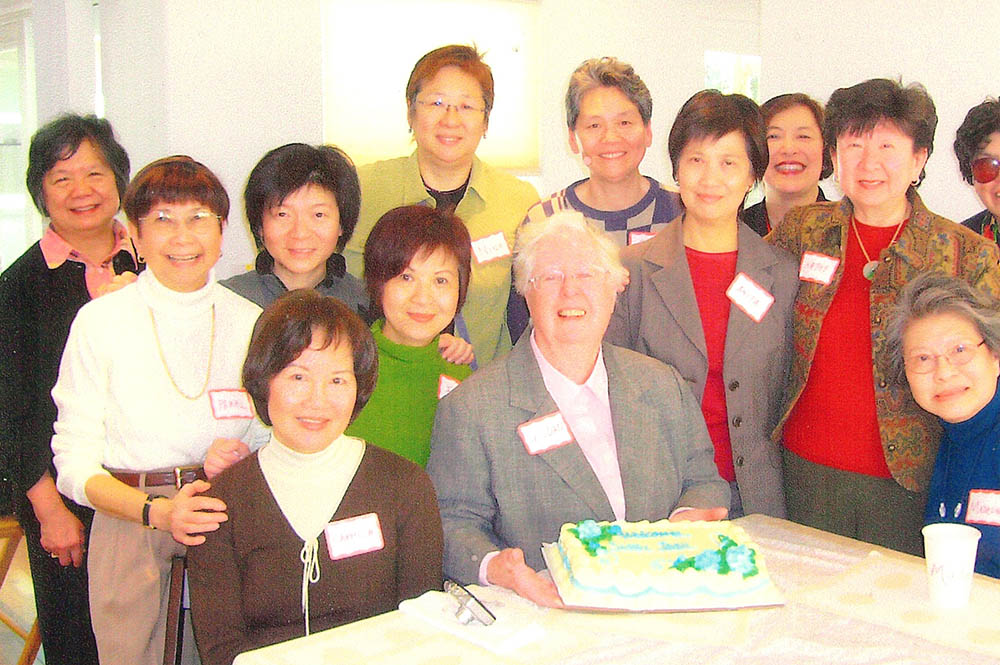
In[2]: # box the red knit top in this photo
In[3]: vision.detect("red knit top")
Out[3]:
[686,247,739,482]
[783,219,907,477]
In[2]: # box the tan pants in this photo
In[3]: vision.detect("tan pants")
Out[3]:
[88,485,188,665]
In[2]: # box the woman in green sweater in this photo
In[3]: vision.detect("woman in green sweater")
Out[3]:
[346,205,473,465]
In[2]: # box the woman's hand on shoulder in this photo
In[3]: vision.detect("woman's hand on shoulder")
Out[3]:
[151,480,228,546]
[95,271,137,297]
[204,437,251,479]
[438,334,475,366]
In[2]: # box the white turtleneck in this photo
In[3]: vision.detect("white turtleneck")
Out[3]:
[257,433,365,542]
[52,269,269,509]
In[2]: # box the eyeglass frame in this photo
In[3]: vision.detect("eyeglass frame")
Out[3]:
[903,338,987,374]
[414,95,486,119]
[971,156,1000,184]
[527,267,610,291]
[138,209,222,234]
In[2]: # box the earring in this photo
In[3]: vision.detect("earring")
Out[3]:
[910,178,920,186]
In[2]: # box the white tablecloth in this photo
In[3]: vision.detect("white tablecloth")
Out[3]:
[233,515,1000,664]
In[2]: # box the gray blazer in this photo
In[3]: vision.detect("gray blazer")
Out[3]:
[606,218,797,518]
[427,336,729,583]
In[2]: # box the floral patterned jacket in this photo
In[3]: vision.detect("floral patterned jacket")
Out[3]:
[767,192,1000,492]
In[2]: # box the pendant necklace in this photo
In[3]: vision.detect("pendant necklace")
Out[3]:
[149,305,215,400]
[852,216,903,281]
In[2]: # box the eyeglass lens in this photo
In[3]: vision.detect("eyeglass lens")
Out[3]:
[972,156,1000,184]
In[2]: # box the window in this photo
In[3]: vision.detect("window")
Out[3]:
[321,0,539,171]
[0,8,36,270]
[705,50,761,102]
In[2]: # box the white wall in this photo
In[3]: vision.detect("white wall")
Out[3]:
[760,0,1000,222]
[98,0,325,277]
[535,0,760,195]
[31,0,998,275]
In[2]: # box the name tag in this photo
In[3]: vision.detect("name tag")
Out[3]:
[324,513,385,560]
[438,374,461,399]
[966,489,1000,527]
[799,251,840,285]
[208,389,254,419]
[726,272,775,323]
[627,230,656,245]
[517,412,573,455]
[471,231,511,265]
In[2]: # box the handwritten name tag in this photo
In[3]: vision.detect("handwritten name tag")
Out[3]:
[627,230,656,245]
[208,389,254,420]
[726,272,775,323]
[517,412,574,455]
[438,374,461,399]
[324,513,385,560]
[471,232,511,265]
[799,251,840,285]
[966,489,1000,527]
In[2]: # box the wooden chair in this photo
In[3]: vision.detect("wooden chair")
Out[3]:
[163,554,187,665]
[0,515,42,665]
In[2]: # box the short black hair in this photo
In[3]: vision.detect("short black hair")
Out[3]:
[824,78,937,187]
[668,89,768,183]
[243,289,378,426]
[26,114,130,217]
[954,97,1000,185]
[363,205,472,320]
[244,143,360,252]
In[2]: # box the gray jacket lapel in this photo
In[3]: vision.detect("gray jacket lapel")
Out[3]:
[725,224,779,361]
[507,336,616,520]
[646,221,708,359]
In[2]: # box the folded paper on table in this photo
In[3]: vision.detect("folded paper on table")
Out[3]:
[398,588,547,655]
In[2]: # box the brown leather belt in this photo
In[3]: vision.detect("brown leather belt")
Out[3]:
[106,467,206,489]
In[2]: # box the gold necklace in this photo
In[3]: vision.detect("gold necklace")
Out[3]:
[149,305,215,400]
[852,217,903,281]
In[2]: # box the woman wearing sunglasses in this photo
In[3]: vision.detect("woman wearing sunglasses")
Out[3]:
[888,272,1000,578]
[954,98,1000,240]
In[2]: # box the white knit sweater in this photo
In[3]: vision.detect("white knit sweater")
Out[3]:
[52,269,269,509]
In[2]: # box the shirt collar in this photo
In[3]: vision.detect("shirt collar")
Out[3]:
[39,220,132,270]
[529,329,608,402]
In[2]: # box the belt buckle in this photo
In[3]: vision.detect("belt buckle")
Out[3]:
[173,467,183,490]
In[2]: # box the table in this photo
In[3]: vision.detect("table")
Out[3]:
[233,515,1000,664]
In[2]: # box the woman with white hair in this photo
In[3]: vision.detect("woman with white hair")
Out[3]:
[428,210,728,607]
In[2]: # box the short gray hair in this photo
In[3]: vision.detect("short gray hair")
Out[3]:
[887,271,1000,385]
[512,210,627,295]
[565,57,652,130]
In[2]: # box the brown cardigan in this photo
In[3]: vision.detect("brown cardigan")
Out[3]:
[767,192,1000,492]
[187,444,443,665]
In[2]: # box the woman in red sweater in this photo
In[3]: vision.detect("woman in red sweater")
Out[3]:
[767,78,1000,555]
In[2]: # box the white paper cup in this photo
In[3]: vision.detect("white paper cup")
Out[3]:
[921,522,981,609]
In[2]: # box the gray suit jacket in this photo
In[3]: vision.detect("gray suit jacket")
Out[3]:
[606,219,797,517]
[427,337,728,583]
